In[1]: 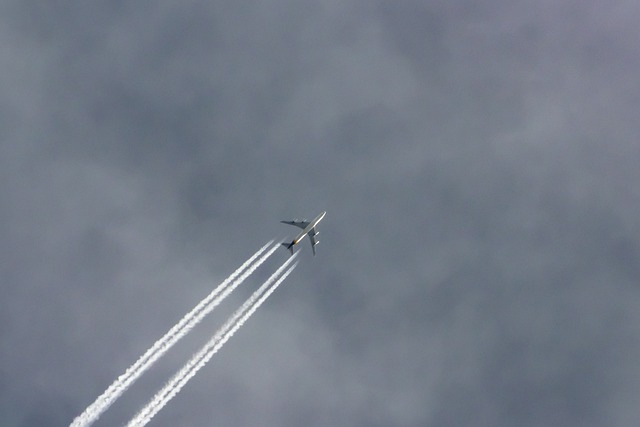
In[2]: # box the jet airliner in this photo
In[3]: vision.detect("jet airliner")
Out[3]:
[280,211,326,255]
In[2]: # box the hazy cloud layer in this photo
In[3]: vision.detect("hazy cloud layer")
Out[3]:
[2,1,639,426]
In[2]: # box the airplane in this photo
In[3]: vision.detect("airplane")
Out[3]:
[280,211,326,255]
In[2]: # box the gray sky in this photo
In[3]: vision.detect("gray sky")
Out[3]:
[2,1,640,426]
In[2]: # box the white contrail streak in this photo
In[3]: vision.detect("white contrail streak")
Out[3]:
[70,240,278,427]
[127,255,298,427]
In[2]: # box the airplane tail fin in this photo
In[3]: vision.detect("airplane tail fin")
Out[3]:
[281,242,294,256]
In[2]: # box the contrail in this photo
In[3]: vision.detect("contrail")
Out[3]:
[70,240,278,427]
[127,254,298,427]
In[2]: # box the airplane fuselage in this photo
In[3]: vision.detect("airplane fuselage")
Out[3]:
[292,211,326,244]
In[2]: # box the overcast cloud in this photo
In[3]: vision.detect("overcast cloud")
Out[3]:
[2,1,640,426]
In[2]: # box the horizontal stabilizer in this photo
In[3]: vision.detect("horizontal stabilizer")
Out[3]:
[281,242,294,255]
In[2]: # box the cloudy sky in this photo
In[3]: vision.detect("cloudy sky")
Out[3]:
[2,1,640,426]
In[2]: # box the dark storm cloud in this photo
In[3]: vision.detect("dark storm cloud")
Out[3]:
[2,0,639,426]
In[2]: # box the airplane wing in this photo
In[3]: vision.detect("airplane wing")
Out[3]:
[280,220,309,229]
[307,227,319,255]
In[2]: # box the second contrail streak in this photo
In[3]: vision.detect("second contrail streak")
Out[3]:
[127,254,299,427]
